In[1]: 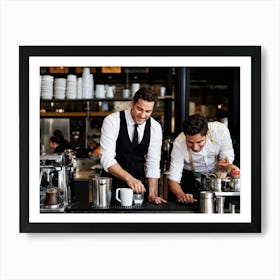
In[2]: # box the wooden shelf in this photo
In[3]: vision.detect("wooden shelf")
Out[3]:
[40,95,169,119]
[40,97,173,102]
[40,98,131,102]
[40,111,164,118]
[40,112,88,117]
[40,112,110,118]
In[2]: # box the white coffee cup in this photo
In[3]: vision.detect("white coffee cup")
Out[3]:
[115,188,133,207]
[106,85,115,98]
[95,84,106,98]
[131,83,140,96]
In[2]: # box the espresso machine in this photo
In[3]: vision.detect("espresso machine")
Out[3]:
[40,152,76,212]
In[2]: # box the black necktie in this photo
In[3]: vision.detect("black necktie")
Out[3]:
[132,124,138,147]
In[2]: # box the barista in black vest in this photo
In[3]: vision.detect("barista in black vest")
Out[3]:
[100,87,167,205]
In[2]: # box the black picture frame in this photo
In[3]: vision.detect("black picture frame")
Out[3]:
[19,46,261,233]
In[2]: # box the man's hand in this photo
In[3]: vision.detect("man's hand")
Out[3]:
[218,157,230,168]
[177,192,198,204]
[148,195,167,205]
[126,175,146,193]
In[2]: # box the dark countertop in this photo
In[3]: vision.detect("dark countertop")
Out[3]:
[65,201,200,213]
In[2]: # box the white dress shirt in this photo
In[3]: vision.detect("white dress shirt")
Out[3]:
[100,109,163,178]
[168,121,235,183]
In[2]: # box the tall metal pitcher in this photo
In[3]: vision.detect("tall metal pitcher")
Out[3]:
[89,177,112,208]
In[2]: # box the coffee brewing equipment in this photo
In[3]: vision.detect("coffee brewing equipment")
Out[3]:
[199,172,240,214]
[40,152,76,212]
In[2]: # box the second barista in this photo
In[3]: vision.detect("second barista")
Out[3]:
[168,114,240,204]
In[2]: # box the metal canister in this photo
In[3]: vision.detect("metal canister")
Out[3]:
[215,196,225,213]
[229,203,236,214]
[92,177,112,208]
[233,178,241,191]
[207,177,222,192]
[214,178,222,192]
[200,191,214,213]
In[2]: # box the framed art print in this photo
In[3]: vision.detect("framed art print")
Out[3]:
[19,46,261,233]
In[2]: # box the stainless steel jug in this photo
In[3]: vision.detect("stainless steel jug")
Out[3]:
[90,177,112,208]
[232,178,241,191]
[215,196,225,213]
[200,191,214,213]
[228,178,241,192]
[207,177,222,192]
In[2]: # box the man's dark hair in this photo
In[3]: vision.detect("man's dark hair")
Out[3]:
[183,114,208,136]
[133,87,157,104]
[49,136,60,144]
[53,129,65,142]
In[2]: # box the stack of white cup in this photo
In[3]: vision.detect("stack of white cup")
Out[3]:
[77,77,83,99]
[89,74,94,98]
[41,75,54,99]
[82,68,94,99]
[54,78,66,99]
[66,74,77,99]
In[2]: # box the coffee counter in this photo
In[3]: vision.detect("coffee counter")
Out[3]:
[66,201,200,213]
[71,173,239,214]
[71,177,201,213]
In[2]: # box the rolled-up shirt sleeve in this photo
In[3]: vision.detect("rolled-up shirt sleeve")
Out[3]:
[211,122,235,163]
[145,119,162,179]
[100,113,120,172]
[168,133,186,183]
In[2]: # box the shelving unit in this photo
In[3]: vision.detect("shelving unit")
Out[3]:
[40,67,172,125]
[40,66,240,164]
